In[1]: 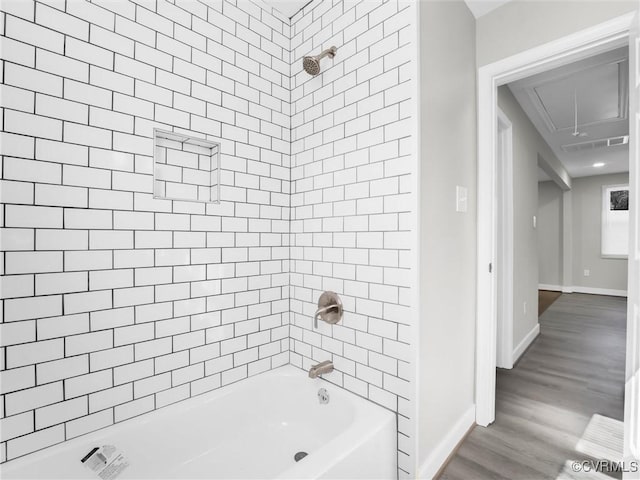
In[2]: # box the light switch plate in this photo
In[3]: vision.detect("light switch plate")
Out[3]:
[456,186,468,212]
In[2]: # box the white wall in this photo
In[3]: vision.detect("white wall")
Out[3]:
[537,173,630,293]
[0,0,293,463]
[476,1,638,67]
[572,173,629,292]
[417,1,477,477]
[498,86,563,349]
[289,1,418,477]
[538,181,563,286]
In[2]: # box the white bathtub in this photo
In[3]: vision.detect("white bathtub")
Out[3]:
[0,365,397,479]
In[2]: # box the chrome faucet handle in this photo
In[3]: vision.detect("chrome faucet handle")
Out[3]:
[314,304,339,328]
[313,291,343,329]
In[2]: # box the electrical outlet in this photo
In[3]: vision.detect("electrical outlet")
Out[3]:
[523,301,527,315]
[584,269,590,277]
[533,215,537,228]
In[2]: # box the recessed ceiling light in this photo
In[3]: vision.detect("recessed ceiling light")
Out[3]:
[593,162,605,168]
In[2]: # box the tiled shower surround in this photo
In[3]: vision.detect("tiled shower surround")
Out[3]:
[289,0,414,475]
[0,0,417,476]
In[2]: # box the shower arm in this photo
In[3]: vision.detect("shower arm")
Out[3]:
[316,46,337,61]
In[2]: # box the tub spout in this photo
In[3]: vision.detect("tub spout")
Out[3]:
[309,360,334,378]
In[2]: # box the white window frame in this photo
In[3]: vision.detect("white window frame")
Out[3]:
[601,183,629,259]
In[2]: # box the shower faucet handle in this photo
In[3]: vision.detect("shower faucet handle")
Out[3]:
[313,291,343,329]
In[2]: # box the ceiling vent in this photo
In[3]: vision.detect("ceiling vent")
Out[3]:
[561,135,629,153]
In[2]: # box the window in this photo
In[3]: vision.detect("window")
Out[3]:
[601,184,629,258]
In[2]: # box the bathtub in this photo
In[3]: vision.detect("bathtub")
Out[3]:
[0,365,397,479]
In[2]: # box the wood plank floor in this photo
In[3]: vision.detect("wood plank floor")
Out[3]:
[438,293,627,480]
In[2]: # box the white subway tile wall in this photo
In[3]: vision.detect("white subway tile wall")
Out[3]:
[0,0,417,476]
[0,0,291,464]
[289,1,415,477]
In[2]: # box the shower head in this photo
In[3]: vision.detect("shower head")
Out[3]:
[303,46,338,76]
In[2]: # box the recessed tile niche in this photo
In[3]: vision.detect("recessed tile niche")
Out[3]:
[153,129,220,203]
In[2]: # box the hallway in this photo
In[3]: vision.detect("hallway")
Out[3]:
[439,293,627,479]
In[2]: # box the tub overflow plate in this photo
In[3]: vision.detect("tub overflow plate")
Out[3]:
[318,388,329,404]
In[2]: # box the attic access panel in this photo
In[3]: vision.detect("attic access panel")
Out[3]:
[153,129,220,204]
[533,60,626,131]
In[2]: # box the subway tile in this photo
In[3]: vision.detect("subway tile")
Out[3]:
[114,323,154,347]
[134,373,170,399]
[64,79,112,109]
[89,65,134,95]
[90,24,134,56]
[4,63,62,97]
[0,412,34,443]
[64,123,112,149]
[36,272,88,295]
[134,337,171,362]
[0,0,34,21]
[1,229,35,252]
[64,209,112,230]
[4,109,62,141]
[35,397,87,429]
[90,346,134,372]
[66,409,113,439]
[6,15,64,53]
[5,338,63,368]
[0,274,34,299]
[114,396,154,422]
[90,231,133,250]
[0,180,34,205]
[65,251,113,272]
[35,184,88,208]
[89,384,132,413]
[36,139,88,167]
[66,0,114,30]
[5,382,63,416]
[35,3,88,40]
[0,366,35,395]
[65,37,113,69]
[90,270,134,292]
[37,355,89,384]
[7,425,64,460]
[1,84,35,112]
[36,49,89,82]
[4,295,62,322]
[64,370,112,399]
[65,330,112,356]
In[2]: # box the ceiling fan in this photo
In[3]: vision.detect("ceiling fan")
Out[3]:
[572,89,588,137]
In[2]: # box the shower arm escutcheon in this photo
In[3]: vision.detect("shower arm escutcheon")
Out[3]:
[313,291,343,329]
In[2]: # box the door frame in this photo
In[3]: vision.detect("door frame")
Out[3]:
[496,108,514,370]
[476,12,638,427]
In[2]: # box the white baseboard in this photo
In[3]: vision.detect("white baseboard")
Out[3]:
[417,405,476,480]
[512,323,540,364]
[538,283,563,292]
[571,286,627,297]
[538,284,627,297]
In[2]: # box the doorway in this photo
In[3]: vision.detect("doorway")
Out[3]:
[475,11,640,465]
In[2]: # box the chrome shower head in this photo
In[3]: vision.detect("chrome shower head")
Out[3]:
[303,46,337,76]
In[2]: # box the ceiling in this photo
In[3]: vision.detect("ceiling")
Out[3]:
[261,0,307,18]
[508,47,630,180]
[463,0,513,18]
[263,0,513,19]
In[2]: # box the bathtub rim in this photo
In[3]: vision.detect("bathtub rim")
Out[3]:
[0,364,397,479]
